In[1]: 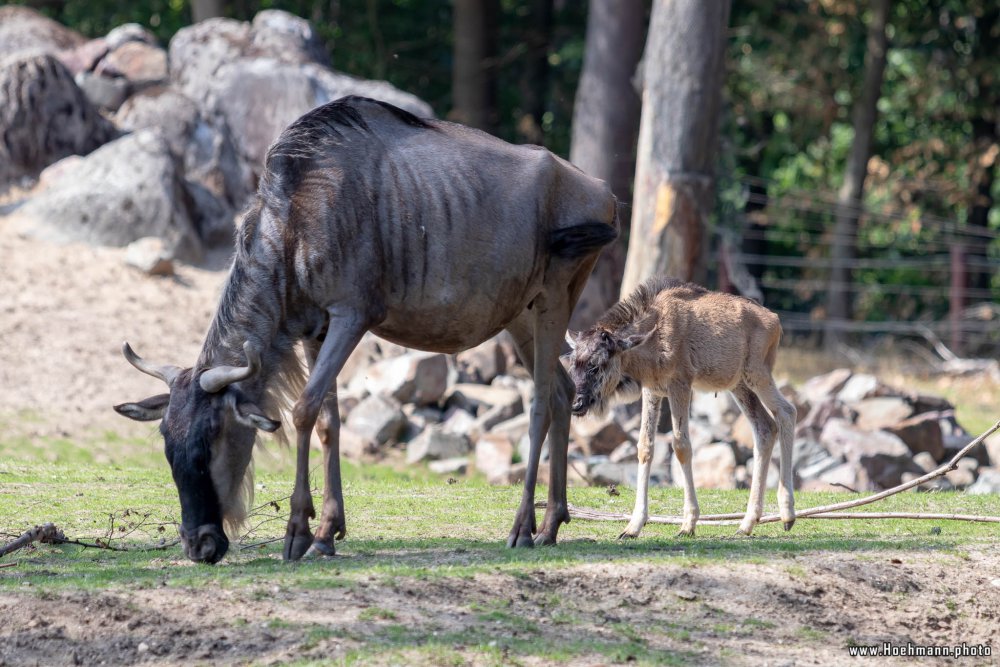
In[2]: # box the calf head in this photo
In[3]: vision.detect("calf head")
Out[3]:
[565,328,652,417]
[114,342,279,564]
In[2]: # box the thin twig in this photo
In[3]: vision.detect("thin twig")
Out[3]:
[0,561,17,569]
[547,419,1000,528]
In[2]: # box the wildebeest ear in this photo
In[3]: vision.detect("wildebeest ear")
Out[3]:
[234,401,281,432]
[617,329,654,352]
[114,393,170,421]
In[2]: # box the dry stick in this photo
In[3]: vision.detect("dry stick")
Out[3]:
[552,418,1000,526]
[0,561,18,569]
[0,523,65,558]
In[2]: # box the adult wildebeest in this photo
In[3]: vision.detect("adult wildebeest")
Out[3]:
[115,96,617,563]
[565,277,795,539]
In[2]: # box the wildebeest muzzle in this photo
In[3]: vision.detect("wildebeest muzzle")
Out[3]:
[180,524,229,564]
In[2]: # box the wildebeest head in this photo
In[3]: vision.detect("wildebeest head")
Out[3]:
[565,328,652,418]
[114,342,280,564]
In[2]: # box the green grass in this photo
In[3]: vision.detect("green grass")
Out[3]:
[2,449,999,665]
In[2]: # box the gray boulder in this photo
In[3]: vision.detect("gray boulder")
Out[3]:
[344,394,407,445]
[967,468,1000,495]
[0,53,117,186]
[0,6,84,59]
[249,10,330,66]
[12,129,201,260]
[406,426,471,464]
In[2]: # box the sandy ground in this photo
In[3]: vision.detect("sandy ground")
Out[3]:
[0,219,228,441]
[1,549,999,665]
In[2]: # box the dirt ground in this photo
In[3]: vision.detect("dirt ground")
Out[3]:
[1,549,998,666]
[0,219,228,441]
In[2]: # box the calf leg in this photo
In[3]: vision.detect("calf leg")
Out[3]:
[667,384,699,536]
[301,339,347,558]
[285,309,368,561]
[731,384,777,536]
[505,301,571,548]
[754,379,797,530]
[620,388,661,539]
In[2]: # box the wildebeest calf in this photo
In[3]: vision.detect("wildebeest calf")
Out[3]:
[565,277,795,538]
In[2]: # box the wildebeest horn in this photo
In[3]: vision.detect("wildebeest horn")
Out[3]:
[199,341,261,393]
[122,342,182,386]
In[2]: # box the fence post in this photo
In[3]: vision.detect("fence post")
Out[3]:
[950,243,966,356]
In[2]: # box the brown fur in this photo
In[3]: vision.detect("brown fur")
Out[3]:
[567,276,796,538]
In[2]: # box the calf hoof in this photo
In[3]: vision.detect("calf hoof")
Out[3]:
[783,519,795,532]
[283,529,314,561]
[617,530,638,540]
[676,526,696,538]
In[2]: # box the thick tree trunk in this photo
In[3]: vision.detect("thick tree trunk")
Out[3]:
[568,0,645,329]
[620,0,731,297]
[966,6,998,293]
[451,0,499,134]
[191,0,225,23]
[825,0,891,345]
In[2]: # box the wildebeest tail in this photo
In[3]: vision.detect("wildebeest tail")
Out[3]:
[548,221,618,259]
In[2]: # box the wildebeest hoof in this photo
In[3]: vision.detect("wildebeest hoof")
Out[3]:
[506,530,535,548]
[304,539,336,559]
[783,519,795,532]
[533,532,556,547]
[283,530,314,561]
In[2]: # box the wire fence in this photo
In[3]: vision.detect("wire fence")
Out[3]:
[716,175,1000,358]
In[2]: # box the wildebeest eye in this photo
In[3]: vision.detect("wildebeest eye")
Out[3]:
[586,365,598,377]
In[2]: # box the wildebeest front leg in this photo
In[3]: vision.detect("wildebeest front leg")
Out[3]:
[302,340,347,558]
[286,311,368,561]
[619,388,661,540]
[505,305,568,548]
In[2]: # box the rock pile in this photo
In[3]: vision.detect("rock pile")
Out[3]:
[1,7,432,260]
[335,341,1000,495]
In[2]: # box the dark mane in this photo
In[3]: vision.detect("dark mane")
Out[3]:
[596,276,707,332]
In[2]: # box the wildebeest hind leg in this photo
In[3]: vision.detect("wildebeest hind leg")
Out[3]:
[286,310,369,561]
[302,340,347,558]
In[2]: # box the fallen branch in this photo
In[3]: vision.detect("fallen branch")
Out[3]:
[0,561,19,569]
[547,418,1000,527]
[0,523,65,558]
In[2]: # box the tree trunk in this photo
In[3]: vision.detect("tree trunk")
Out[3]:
[516,0,554,146]
[191,0,225,23]
[620,0,731,297]
[451,0,500,134]
[966,6,998,293]
[568,0,645,329]
[825,0,891,345]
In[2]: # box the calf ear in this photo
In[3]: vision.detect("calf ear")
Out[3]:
[234,401,281,432]
[114,393,170,421]
[618,329,654,352]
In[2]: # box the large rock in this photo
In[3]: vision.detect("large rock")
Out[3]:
[883,412,945,461]
[966,467,1000,495]
[455,339,507,384]
[672,442,737,490]
[793,437,842,482]
[12,129,201,260]
[249,9,330,66]
[590,461,639,487]
[168,14,433,178]
[691,390,738,426]
[852,397,913,431]
[475,434,514,484]
[572,414,630,456]
[836,373,883,403]
[98,41,168,88]
[0,7,84,59]
[447,384,522,416]
[800,368,852,405]
[345,394,407,444]
[113,86,254,243]
[985,432,1000,468]
[820,418,921,489]
[406,426,471,464]
[362,351,449,406]
[0,53,117,186]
